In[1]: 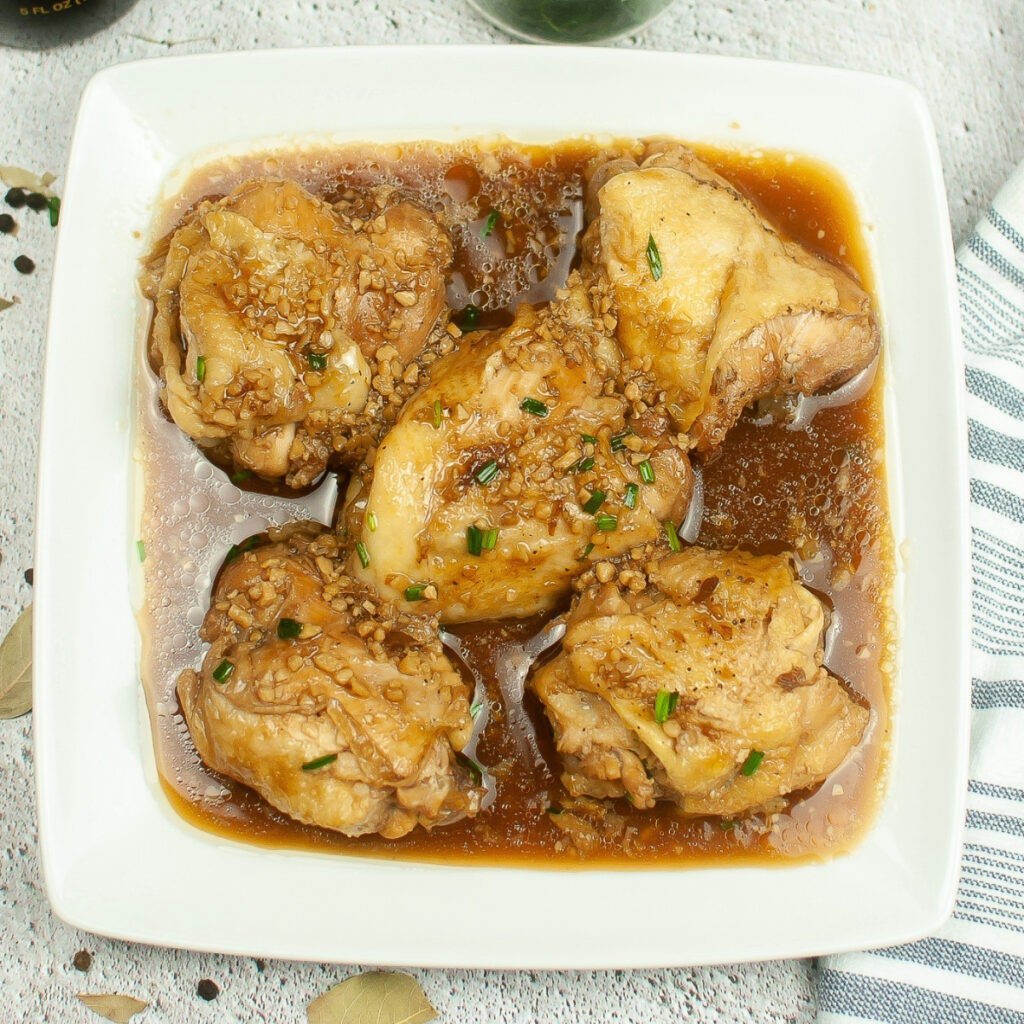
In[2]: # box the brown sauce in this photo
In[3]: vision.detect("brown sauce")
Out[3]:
[140,137,893,867]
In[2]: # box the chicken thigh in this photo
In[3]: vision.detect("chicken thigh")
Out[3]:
[177,524,481,838]
[146,178,452,485]
[531,546,868,817]
[586,144,880,452]
[342,279,694,623]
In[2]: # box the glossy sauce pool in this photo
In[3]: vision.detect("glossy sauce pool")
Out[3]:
[136,138,893,867]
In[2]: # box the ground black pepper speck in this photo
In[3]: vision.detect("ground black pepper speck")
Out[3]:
[25,191,48,211]
[72,950,92,972]
[0,213,14,234]
[14,255,34,274]
[5,187,27,208]
[197,979,219,1001]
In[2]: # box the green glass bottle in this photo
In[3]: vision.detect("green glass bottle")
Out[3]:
[468,0,674,43]
[0,0,140,50]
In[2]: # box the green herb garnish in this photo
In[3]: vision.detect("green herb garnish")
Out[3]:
[475,459,499,485]
[466,525,484,557]
[136,540,146,562]
[223,535,260,565]
[432,399,443,429]
[277,617,302,639]
[624,483,639,509]
[480,209,500,237]
[573,455,595,474]
[520,397,548,417]
[481,527,499,551]
[195,355,206,383]
[230,469,252,484]
[212,659,235,683]
[654,689,679,723]
[610,430,633,453]
[405,583,428,602]
[470,700,484,720]
[455,751,484,786]
[639,460,655,484]
[460,304,482,331]
[740,750,765,777]
[302,753,338,772]
[48,195,60,227]
[367,512,378,532]
[578,542,595,560]
[581,434,598,445]
[582,489,606,515]
[663,520,682,552]
[646,233,663,281]
[305,348,328,371]
[595,513,618,532]
[355,541,370,569]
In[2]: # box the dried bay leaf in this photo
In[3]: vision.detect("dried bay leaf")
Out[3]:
[77,994,149,1022]
[308,971,436,1024]
[0,605,32,719]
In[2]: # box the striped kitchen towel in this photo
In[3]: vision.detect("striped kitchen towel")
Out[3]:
[816,164,1024,1020]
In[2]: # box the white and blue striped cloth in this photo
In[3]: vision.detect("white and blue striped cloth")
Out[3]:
[817,165,1024,1020]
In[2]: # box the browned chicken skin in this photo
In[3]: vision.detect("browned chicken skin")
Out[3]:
[342,277,694,623]
[585,143,880,452]
[531,547,869,817]
[146,178,452,486]
[177,524,482,838]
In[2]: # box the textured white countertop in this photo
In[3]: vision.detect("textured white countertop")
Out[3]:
[1,1,1021,1021]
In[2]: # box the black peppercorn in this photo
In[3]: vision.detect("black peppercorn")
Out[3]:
[26,191,48,211]
[14,255,35,274]
[0,213,14,234]
[72,950,92,972]
[196,979,219,1001]
[5,187,27,208]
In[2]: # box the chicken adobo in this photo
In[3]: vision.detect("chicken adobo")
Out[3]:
[137,137,893,864]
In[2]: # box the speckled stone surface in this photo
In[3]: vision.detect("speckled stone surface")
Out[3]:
[0,2,1021,1021]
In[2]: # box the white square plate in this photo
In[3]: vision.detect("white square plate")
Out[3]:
[34,46,969,968]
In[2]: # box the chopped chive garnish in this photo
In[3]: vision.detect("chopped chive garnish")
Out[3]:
[582,489,606,515]
[470,700,484,720]
[654,688,679,723]
[432,399,443,429]
[136,540,146,562]
[230,469,252,484]
[520,397,548,417]
[480,209,500,237]
[547,806,563,816]
[474,459,499,485]
[195,355,206,383]
[581,434,598,445]
[610,430,633,452]
[277,617,302,639]
[223,535,260,565]
[460,304,482,331]
[573,456,596,474]
[366,512,378,532]
[720,820,739,831]
[638,460,655,484]
[624,482,639,509]
[305,348,327,371]
[212,659,235,683]
[405,583,427,601]
[302,753,338,772]
[481,527,499,551]
[663,520,682,552]
[578,542,595,561]
[466,524,484,557]
[646,233,663,281]
[455,751,484,786]
[48,195,60,227]
[355,541,370,568]
[741,750,765,777]
[595,513,618,532]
